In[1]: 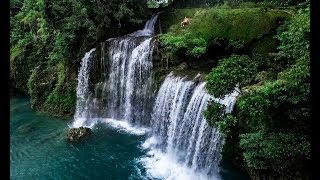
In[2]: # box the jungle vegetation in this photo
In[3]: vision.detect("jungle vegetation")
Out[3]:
[10,0,310,178]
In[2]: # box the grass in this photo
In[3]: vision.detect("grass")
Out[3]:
[162,7,292,43]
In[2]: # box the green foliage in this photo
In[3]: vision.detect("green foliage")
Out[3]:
[240,131,310,174]
[45,84,77,116]
[227,39,245,50]
[216,115,238,134]
[239,6,309,178]
[204,99,238,134]
[152,0,224,8]
[27,62,77,116]
[204,5,310,178]
[160,7,291,59]
[51,65,75,115]
[10,0,51,91]
[205,55,258,98]
[48,31,74,65]
[204,100,226,125]
[237,90,271,131]
[224,0,243,8]
[168,7,290,40]
[235,55,310,177]
[250,35,278,56]
[237,7,310,133]
[277,6,310,62]
[28,65,58,109]
[10,0,23,7]
[10,0,151,116]
[10,0,24,15]
[267,0,307,6]
[225,0,307,7]
[160,32,207,57]
[147,0,161,8]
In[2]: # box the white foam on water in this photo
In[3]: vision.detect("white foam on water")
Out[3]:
[96,118,150,135]
[70,118,87,128]
[71,118,150,136]
[141,136,158,149]
[139,137,221,180]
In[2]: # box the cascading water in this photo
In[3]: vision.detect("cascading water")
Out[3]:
[141,73,239,180]
[72,14,159,127]
[71,13,240,180]
[73,48,96,127]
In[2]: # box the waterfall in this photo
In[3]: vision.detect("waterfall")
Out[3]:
[144,73,239,179]
[73,48,96,127]
[72,13,239,180]
[72,14,159,127]
[106,37,154,123]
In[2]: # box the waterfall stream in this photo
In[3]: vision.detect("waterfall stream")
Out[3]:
[73,14,158,127]
[72,14,239,180]
[142,73,239,179]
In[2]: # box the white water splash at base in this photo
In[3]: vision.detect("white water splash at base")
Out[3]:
[139,137,221,180]
[71,118,150,136]
[98,118,150,135]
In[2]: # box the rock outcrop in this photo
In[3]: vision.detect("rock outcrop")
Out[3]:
[176,62,188,71]
[67,126,91,142]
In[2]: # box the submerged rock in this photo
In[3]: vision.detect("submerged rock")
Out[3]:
[18,123,34,134]
[67,126,91,142]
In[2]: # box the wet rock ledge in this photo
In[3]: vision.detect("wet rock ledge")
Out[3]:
[67,126,91,142]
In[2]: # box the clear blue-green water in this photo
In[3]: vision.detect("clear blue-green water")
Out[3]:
[10,96,249,180]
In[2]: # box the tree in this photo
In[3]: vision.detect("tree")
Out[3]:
[277,5,310,63]
[236,6,310,178]
[205,55,258,98]
[204,5,310,178]
[204,101,238,134]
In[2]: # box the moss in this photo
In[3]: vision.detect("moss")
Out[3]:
[250,34,279,55]
[159,7,292,58]
[159,8,201,33]
[156,6,294,85]
[164,8,291,40]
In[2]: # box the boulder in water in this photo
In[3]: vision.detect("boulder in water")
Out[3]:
[67,126,91,142]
